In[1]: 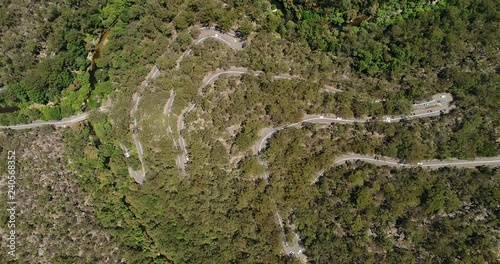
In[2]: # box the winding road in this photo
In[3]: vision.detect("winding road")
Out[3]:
[191,68,488,173]
[310,154,500,184]
[178,29,499,260]
[1,24,498,261]
[0,106,108,130]
[195,27,244,50]
[0,28,492,173]
[128,66,160,183]
[254,97,454,155]
[173,29,246,171]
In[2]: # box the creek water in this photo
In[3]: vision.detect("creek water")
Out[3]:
[0,22,117,115]
[89,20,117,86]
[84,20,117,110]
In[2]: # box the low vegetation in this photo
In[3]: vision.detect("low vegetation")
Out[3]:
[0,0,498,263]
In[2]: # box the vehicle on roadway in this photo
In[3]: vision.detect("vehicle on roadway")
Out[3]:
[336,117,342,120]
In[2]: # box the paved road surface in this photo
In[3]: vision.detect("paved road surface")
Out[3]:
[0,112,89,130]
[1,25,497,262]
[193,68,499,178]
[129,65,160,183]
[159,26,498,262]
[128,167,144,185]
[0,107,107,130]
[198,67,322,95]
[254,94,454,155]
[310,154,500,184]
[163,90,176,117]
[194,27,245,50]
[172,29,246,171]
[196,27,244,50]
[175,104,193,175]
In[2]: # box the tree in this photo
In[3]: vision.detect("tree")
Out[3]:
[237,20,253,39]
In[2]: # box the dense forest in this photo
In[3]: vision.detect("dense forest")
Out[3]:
[0,0,498,263]
[298,164,499,263]
[0,1,114,124]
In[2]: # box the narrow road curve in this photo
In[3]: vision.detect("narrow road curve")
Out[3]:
[146,26,499,261]
[184,55,498,175]
[0,107,108,130]
[173,28,245,172]
[1,23,497,262]
[181,61,499,263]
[311,154,500,184]
[254,93,454,155]
[0,27,238,131]
[196,27,244,50]
[129,66,160,183]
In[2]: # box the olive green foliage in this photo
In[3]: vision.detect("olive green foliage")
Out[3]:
[0,128,126,262]
[262,124,498,263]
[0,0,119,124]
[1,0,498,263]
[296,164,499,263]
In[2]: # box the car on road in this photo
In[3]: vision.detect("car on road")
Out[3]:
[319,116,324,119]
[336,117,342,120]
[440,95,445,98]
[427,110,432,113]
[417,162,423,166]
